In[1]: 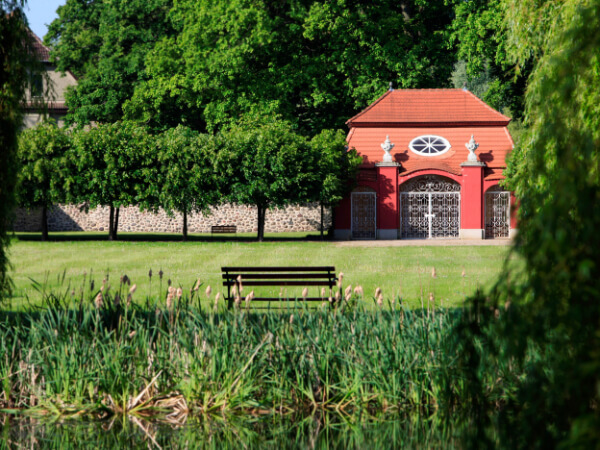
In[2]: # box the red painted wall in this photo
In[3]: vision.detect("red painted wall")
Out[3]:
[460,165,484,230]
[377,165,399,230]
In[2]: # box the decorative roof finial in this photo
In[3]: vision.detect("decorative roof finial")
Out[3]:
[465,134,479,162]
[381,135,394,162]
[389,81,394,91]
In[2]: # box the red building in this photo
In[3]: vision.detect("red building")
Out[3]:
[334,88,516,240]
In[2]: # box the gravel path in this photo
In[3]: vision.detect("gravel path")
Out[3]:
[335,238,513,247]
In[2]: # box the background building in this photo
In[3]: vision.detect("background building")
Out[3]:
[334,88,516,240]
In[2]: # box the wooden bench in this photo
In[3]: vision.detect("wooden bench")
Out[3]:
[222,266,337,309]
[211,225,237,235]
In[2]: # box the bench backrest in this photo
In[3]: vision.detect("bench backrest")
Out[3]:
[222,266,337,304]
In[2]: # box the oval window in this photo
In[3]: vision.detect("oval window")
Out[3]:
[408,135,451,156]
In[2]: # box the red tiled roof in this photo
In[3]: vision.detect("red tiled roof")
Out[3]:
[347,126,513,174]
[30,31,50,62]
[347,89,511,127]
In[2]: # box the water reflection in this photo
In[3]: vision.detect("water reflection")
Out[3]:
[1,412,467,449]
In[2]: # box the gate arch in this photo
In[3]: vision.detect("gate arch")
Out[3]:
[351,187,376,239]
[485,185,510,238]
[400,175,461,239]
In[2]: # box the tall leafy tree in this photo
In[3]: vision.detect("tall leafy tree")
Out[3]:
[450,0,533,118]
[46,0,173,125]
[310,129,362,238]
[453,1,600,447]
[0,1,36,300]
[217,119,319,241]
[126,0,458,134]
[69,122,153,240]
[154,126,219,240]
[17,120,71,241]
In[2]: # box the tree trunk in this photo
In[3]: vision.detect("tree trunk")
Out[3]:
[109,206,115,241]
[182,209,188,242]
[257,205,266,242]
[41,205,48,242]
[320,202,324,240]
[113,207,120,241]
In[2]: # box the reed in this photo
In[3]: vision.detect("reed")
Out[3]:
[0,275,477,420]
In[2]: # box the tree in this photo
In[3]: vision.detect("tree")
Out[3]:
[17,120,71,241]
[310,129,361,238]
[154,126,219,240]
[453,1,600,447]
[450,0,533,118]
[0,1,37,300]
[46,0,173,125]
[69,122,153,240]
[126,0,458,135]
[216,119,319,241]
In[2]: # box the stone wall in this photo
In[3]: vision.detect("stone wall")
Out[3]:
[12,203,331,234]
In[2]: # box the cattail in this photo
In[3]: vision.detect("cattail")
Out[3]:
[334,290,341,303]
[114,293,120,307]
[176,287,183,299]
[148,269,153,279]
[206,285,212,298]
[94,292,103,309]
[328,296,333,304]
[289,314,294,325]
[354,285,363,296]
[345,285,352,297]
[128,331,136,339]
[431,267,437,278]
[321,287,326,298]
[376,294,383,307]
[245,290,254,308]
[232,285,238,297]
[237,275,243,293]
[234,295,241,309]
[461,267,466,278]
[214,292,221,311]
[159,269,164,280]
[126,294,132,306]
[129,284,137,294]
[504,300,511,310]
[166,292,174,310]
[345,292,352,303]
[337,272,344,288]
[71,289,75,297]
[168,279,172,286]
[375,287,382,299]
[302,287,308,299]
[194,279,201,291]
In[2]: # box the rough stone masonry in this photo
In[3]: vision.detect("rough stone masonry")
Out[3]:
[12,203,332,234]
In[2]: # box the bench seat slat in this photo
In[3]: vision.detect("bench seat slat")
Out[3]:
[222,266,335,272]
[224,281,335,287]
[222,273,335,280]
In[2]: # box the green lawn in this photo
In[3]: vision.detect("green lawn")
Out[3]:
[6,232,516,309]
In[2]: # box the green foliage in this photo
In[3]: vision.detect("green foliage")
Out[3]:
[451,0,530,118]
[217,119,319,241]
[46,0,173,124]
[0,1,35,300]
[17,120,72,240]
[69,122,154,239]
[454,0,600,446]
[126,0,458,134]
[154,126,220,239]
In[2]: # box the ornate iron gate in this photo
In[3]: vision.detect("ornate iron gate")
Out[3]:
[400,176,460,239]
[485,187,510,238]
[351,191,376,239]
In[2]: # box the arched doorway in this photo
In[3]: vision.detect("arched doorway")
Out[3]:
[400,175,460,239]
[485,185,510,238]
[351,187,376,239]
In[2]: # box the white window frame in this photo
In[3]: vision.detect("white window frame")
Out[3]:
[408,135,451,157]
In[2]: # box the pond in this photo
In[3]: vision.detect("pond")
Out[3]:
[1,412,482,448]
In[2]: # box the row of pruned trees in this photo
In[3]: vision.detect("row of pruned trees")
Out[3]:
[17,119,361,241]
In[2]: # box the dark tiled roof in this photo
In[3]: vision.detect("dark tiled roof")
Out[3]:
[30,31,50,62]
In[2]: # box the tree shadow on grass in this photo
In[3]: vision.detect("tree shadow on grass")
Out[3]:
[13,232,329,243]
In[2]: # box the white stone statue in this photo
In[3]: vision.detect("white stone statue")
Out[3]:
[380,135,394,163]
[465,134,479,162]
